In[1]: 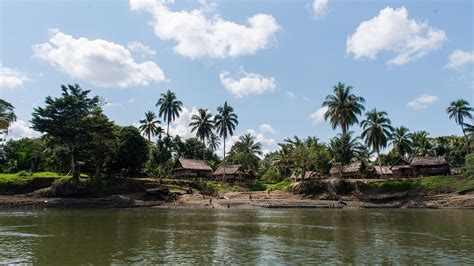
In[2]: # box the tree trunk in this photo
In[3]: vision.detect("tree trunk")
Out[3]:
[202,138,206,160]
[301,167,306,183]
[223,136,226,182]
[70,145,79,183]
[377,149,383,179]
[167,122,170,137]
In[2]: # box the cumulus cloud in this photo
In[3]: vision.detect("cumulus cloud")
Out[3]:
[407,94,438,109]
[220,68,276,98]
[7,120,41,140]
[129,0,280,59]
[127,41,157,57]
[309,106,328,124]
[312,0,328,18]
[0,65,30,89]
[259,123,276,134]
[32,29,165,88]
[445,49,474,71]
[347,7,446,65]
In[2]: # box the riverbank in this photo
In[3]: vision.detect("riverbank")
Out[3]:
[1,189,473,209]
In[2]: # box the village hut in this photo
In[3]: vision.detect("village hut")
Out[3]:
[330,161,365,178]
[213,165,255,182]
[390,158,413,178]
[289,171,322,182]
[410,156,450,176]
[374,166,393,178]
[173,158,213,179]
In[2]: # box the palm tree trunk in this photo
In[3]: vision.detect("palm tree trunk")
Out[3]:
[377,149,383,179]
[223,136,226,182]
[202,138,206,160]
[167,122,170,137]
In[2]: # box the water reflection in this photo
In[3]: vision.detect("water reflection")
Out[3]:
[0,209,473,264]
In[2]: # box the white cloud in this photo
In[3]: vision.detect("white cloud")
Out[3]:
[286,91,295,97]
[347,7,446,65]
[33,29,165,88]
[259,123,276,134]
[220,68,276,98]
[0,65,30,89]
[167,107,198,139]
[127,41,157,57]
[309,106,328,124]
[445,49,474,71]
[128,98,136,103]
[312,0,328,18]
[7,120,41,140]
[407,94,438,109]
[247,129,276,147]
[129,0,280,59]
[103,101,123,108]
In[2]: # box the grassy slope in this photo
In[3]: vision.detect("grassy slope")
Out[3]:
[0,172,66,186]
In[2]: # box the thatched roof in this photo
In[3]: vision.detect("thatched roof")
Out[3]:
[214,165,244,176]
[410,156,447,167]
[330,161,364,175]
[176,158,212,171]
[390,158,412,170]
[374,166,393,175]
[290,171,321,180]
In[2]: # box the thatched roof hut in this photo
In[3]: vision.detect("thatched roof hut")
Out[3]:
[410,156,450,176]
[173,158,213,178]
[390,158,413,178]
[289,171,322,181]
[213,165,254,182]
[330,161,365,178]
[374,166,393,178]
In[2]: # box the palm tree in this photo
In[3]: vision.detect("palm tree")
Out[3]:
[390,126,413,159]
[361,109,394,177]
[189,108,214,160]
[411,131,433,156]
[138,111,161,142]
[155,90,183,136]
[322,82,365,135]
[207,133,221,152]
[0,99,16,136]
[228,133,262,173]
[329,131,363,165]
[447,99,473,141]
[214,101,238,180]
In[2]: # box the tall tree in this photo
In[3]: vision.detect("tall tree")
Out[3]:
[214,101,238,180]
[329,132,364,165]
[411,131,433,156]
[86,110,116,178]
[207,133,220,152]
[155,90,183,136]
[447,99,473,142]
[322,82,365,135]
[138,111,161,142]
[0,99,17,138]
[31,84,100,183]
[361,109,394,177]
[228,133,262,173]
[390,126,413,159]
[189,108,214,160]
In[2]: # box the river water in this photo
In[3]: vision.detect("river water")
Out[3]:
[0,208,473,264]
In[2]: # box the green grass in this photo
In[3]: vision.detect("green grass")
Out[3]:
[0,172,66,186]
[371,176,474,194]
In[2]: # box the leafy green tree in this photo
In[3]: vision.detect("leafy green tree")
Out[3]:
[155,90,183,136]
[228,133,262,173]
[111,126,149,176]
[447,99,473,141]
[214,101,238,179]
[86,111,116,178]
[139,111,162,142]
[0,99,17,139]
[1,138,45,173]
[361,109,394,175]
[329,132,364,165]
[390,126,413,159]
[189,108,214,159]
[322,82,365,135]
[411,131,433,156]
[31,84,100,182]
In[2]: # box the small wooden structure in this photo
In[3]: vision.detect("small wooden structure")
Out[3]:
[410,156,450,176]
[330,161,365,178]
[173,158,213,179]
[390,158,413,178]
[373,166,393,178]
[289,171,322,182]
[213,165,255,182]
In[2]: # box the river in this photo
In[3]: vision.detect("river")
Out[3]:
[0,208,473,264]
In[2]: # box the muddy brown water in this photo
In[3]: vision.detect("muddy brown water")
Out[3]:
[0,208,473,264]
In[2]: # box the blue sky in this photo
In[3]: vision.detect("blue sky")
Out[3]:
[1,0,473,154]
